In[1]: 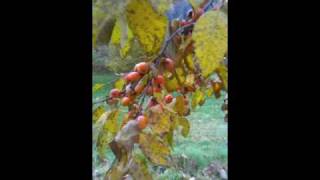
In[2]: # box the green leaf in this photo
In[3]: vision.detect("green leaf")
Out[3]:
[193,11,228,78]
[126,0,168,55]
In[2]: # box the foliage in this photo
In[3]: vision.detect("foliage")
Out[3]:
[92,0,228,179]
[126,0,168,55]
[193,11,227,78]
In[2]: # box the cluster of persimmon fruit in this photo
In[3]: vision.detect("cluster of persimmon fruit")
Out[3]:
[107,57,179,130]
[107,57,223,131]
[105,6,224,131]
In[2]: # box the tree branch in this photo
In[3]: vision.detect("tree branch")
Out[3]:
[92,22,196,106]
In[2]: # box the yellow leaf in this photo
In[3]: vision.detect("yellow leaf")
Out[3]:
[164,72,179,92]
[193,11,227,78]
[93,0,129,48]
[184,73,195,87]
[178,116,190,137]
[216,64,228,90]
[152,111,171,135]
[126,0,168,55]
[92,105,105,123]
[93,110,111,145]
[206,87,214,97]
[93,83,105,93]
[103,110,120,134]
[139,132,171,166]
[174,95,185,116]
[110,17,134,58]
[170,114,190,137]
[199,97,206,106]
[114,78,126,90]
[174,67,186,85]
[149,0,174,15]
[97,109,120,159]
[111,19,121,45]
[164,128,174,147]
[191,88,205,109]
[184,54,195,72]
[93,17,116,48]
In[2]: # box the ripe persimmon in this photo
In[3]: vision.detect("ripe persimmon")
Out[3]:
[121,97,132,106]
[125,72,141,82]
[164,58,175,71]
[134,83,145,94]
[109,89,121,98]
[213,82,221,93]
[164,94,173,103]
[134,62,149,74]
[137,115,148,129]
[153,75,165,85]
[153,86,162,93]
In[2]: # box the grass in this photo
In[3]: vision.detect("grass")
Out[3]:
[93,72,228,179]
[166,95,227,178]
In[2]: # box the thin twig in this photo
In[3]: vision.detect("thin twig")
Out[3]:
[154,22,195,64]
[92,97,108,105]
